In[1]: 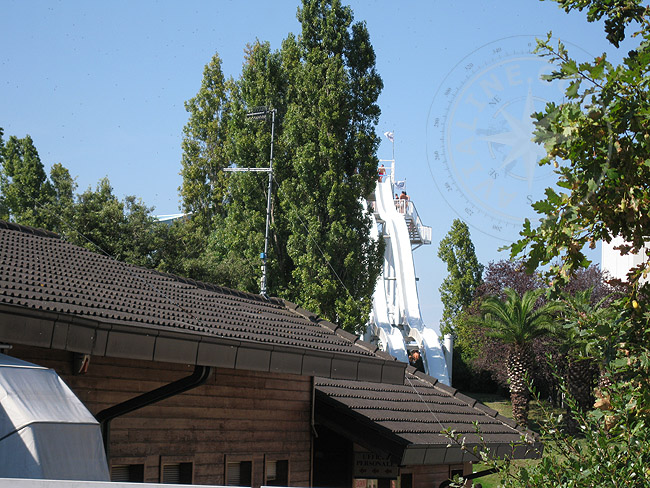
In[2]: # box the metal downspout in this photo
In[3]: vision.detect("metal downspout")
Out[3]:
[95,365,213,458]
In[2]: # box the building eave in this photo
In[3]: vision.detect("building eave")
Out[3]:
[0,303,406,384]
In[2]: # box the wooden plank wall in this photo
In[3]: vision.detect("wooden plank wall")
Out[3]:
[10,345,313,487]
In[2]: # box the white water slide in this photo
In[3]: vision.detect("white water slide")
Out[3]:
[367,179,451,385]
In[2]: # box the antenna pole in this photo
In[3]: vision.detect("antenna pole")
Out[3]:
[260,109,275,297]
[224,106,276,298]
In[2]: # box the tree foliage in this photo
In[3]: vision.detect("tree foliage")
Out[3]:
[179,52,231,228]
[0,132,57,229]
[458,261,611,401]
[460,260,548,393]
[437,218,484,335]
[0,128,167,269]
[71,178,167,268]
[556,286,617,433]
[177,0,384,332]
[497,0,650,485]
[512,1,650,284]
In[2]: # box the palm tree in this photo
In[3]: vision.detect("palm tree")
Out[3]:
[480,288,561,426]
[559,288,613,431]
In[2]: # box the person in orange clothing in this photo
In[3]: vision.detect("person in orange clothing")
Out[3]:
[378,164,386,182]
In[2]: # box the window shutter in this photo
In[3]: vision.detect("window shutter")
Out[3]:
[227,461,252,486]
[227,462,241,486]
[111,464,144,482]
[267,461,277,482]
[266,460,288,486]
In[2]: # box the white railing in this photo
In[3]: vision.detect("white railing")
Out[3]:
[419,224,432,245]
[393,199,431,245]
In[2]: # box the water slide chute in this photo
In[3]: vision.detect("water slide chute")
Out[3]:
[367,179,450,385]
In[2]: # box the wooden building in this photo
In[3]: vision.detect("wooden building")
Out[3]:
[0,221,539,487]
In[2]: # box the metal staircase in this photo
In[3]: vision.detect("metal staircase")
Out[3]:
[394,199,432,249]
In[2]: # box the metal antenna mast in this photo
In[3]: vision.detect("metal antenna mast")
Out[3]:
[223,106,276,298]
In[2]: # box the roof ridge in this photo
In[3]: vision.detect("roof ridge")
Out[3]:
[0,220,60,239]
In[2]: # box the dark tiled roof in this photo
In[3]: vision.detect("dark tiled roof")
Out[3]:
[0,221,404,383]
[315,370,542,465]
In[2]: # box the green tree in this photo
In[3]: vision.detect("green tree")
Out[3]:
[0,128,6,218]
[497,0,650,485]
[557,287,614,432]
[437,219,484,335]
[179,52,231,229]
[0,133,54,228]
[178,0,384,332]
[38,163,78,235]
[512,1,649,282]
[71,178,167,268]
[479,288,560,426]
[0,132,78,233]
[0,129,169,270]
[207,40,290,292]
[279,0,383,332]
[511,0,650,414]
[154,217,210,280]
[168,49,238,284]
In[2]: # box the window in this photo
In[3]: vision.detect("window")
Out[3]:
[265,459,289,486]
[111,464,145,482]
[162,462,193,484]
[400,473,412,488]
[227,460,252,486]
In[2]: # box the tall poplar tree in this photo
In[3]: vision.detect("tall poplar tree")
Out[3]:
[437,218,484,335]
[178,0,384,332]
[0,133,54,228]
[279,0,383,331]
[206,41,290,292]
[179,52,231,228]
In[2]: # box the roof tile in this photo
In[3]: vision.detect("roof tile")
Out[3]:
[315,371,541,462]
[0,223,400,371]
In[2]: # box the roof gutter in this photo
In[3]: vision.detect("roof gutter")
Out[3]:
[95,364,212,458]
[0,305,406,385]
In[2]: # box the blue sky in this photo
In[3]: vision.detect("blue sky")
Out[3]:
[1,1,633,328]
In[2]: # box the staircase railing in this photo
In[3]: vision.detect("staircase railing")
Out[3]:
[393,199,431,247]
